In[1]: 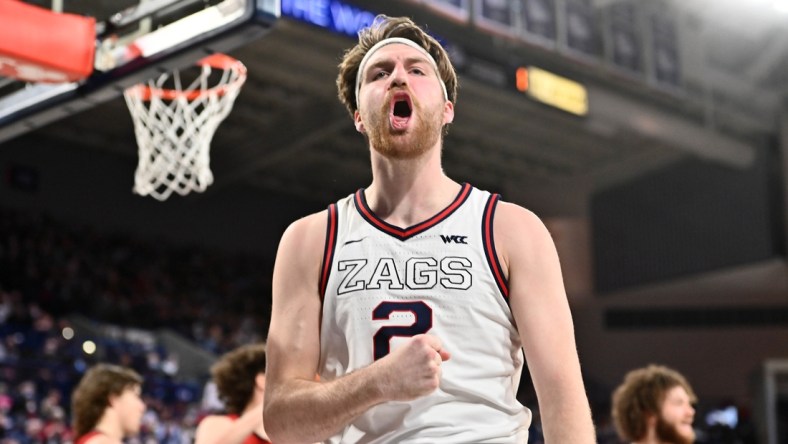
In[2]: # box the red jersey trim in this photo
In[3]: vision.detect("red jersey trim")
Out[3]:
[224,414,272,444]
[75,430,103,444]
[482,193,509,300]
[354,183,472,241]
[319,203,338,300]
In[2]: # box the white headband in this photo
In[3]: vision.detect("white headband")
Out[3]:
[354,37,448,107]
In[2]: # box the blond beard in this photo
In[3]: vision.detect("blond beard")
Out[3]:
[365,92,443,160]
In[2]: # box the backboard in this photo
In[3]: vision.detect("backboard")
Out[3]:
[0,0,280,143]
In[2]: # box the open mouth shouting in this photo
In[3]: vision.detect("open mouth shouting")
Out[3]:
[389,92,413,131]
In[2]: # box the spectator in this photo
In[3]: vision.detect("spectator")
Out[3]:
[611,364,697,444]
[71,364,145,444]
[195,343,270,444]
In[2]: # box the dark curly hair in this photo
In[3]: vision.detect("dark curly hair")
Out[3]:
[611,364,697,442]
[336,14,458,119]
[211,342,267,414]
[71,364,143,439]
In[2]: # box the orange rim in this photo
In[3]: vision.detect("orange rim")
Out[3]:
[129,53,247,101]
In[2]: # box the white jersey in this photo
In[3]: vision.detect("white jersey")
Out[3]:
[318,183,531,444]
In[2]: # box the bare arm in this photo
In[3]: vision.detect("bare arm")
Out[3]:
[495,203,596,443]
[194,406,265,444]
[263,212,449,444]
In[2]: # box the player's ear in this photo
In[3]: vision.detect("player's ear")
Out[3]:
[107,393,119,409]
[442,100,454,125]
[354,110,366,133]
[645,412,657,429]
[255,372,266,391]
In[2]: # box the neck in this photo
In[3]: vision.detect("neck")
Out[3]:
[243,392,269,440]
[366,145,459,227]
[93,411,123,442]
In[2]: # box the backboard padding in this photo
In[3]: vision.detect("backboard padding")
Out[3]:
[0,0,279,143]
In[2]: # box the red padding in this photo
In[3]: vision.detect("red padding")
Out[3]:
[0,0,96,83]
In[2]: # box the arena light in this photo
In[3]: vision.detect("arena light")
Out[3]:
[62,327,74,340]
[82,340,97,355]
[772,0,788,13]
[516,66,588,116]
[515,67,529,92]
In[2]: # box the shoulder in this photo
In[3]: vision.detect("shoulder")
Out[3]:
[492,201,556,266]
[81,434,120,444]
[279,209,332,251]
[493,201,551,242]
[274,208,334,279]
[196,414,235,428]
[194,414,235,443]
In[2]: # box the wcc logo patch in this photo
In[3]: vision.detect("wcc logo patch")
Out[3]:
[440,234,468,244]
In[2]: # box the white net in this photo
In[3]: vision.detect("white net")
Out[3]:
[123,54,246,201]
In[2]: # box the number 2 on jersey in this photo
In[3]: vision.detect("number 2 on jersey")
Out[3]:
[372,301,433,360]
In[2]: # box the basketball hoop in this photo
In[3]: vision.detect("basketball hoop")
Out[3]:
[123,53,247,201]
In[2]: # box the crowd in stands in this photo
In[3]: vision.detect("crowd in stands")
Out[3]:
[0,206,758,443]
[0,291,206,443]
[0,207,273,443]
[0,208,271,356]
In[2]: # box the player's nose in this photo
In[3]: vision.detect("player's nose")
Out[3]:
[388,64,407,88]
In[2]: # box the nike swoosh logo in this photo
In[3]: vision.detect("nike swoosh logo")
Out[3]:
[343,237,366,246]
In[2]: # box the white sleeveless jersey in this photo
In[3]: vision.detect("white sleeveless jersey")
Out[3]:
[318,183,531,444]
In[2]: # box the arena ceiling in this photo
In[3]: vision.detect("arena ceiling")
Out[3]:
[4,0,787,216]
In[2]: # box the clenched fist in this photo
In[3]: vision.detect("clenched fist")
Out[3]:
[372,334,451,401]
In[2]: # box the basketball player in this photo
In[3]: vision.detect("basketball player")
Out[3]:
[71,364,145,444]
[611,365,697,444]
[264,14,595,443]
[195,343,271,444]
